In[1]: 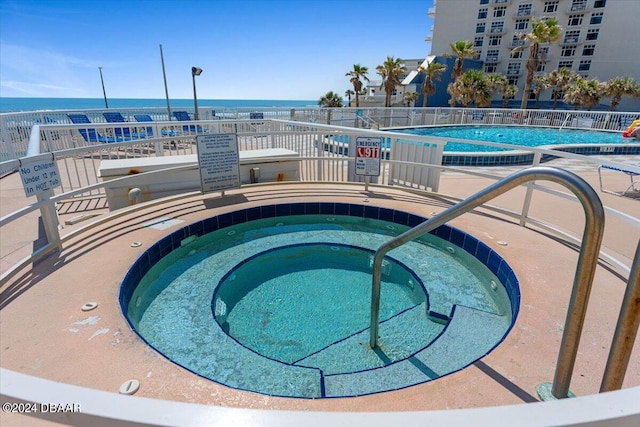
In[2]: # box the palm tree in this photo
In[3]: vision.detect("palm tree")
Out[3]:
[500,84,519,108]
[563,77,605,110]
[345,89,355,107]
[445,40,477,81]
[547,67,577,110]
[404,92,419,107]
[376,56,407,107]
[345,64,369,108]
[532,75,546,108]
[514,18,562,109]
[318,91,343,108]
[418,59,447,107]
[604,76,640,111]
[447,70,489,107]
[318,91,343,124]
[487,73,508,106]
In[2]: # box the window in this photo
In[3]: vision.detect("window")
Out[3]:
[538,47,549,62]
[511,35,525,47]
[490,21,504,33]
[568,14,583,26]
[569,0,587,12]
[515,19,529,31]
[476,22,486,33]
[594,0,606,8]
[516,4,532,16]
[582,44,595,56]
[474,36,484,47]
[507,77,519,86]
[484,64,497,73]
[561,45,577,57]
[537,63,546,72]
[578,60,591,71]
[478,8,488,19]
[590,12,603,24]
[586,28,599,40]
[558,60,573,70]
[511,49,523,59]
[564,30,580,44]
[488,35,502,46]
[480,0,489,4]
[507,63,521,75]
[494,6,506,18]
[544,1,559,14]
[486,49,500,61]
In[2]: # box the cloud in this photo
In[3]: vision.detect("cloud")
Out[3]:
[0,43,104,97]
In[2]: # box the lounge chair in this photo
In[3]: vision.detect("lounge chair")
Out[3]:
[67,113,117,143]
[134,114,180,137]
[103,112,145,139]
[172,111,206,133]
[598,164,640,196]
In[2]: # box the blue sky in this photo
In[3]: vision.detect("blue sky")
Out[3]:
[0,0,435,100]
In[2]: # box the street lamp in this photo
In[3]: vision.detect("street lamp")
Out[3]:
[191,66,203,120]
[98,67,109,109]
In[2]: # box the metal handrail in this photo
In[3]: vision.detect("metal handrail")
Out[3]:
[369,166,605,400]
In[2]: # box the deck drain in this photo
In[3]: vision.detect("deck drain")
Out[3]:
[119,379,140,395]
[81,302,98,312]
[131,242,142,247]
[497,240,508,246]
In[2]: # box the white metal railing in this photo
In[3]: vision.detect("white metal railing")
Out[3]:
[2,107,638,163]
[1,118,639,426]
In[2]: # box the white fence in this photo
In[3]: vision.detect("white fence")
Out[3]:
[2,106,638,162]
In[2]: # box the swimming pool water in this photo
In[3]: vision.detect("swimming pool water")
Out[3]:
[394,126,623,152]
[122,207,518,397]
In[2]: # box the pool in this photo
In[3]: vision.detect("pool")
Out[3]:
[393,126,624,153]
[120,202,520,398]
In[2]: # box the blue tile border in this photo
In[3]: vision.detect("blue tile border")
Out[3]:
[119,202,521,398]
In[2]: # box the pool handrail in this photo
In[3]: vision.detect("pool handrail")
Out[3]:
[370,166,606,401]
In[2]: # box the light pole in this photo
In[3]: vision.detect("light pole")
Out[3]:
[191,66,203,120]
[98,67,109,109]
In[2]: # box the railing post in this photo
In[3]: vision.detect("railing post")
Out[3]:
[519,152,542,226]
[600,239,640,392]
[36,189,61,250]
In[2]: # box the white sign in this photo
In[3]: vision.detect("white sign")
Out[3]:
[355,136,382,176]
[19,156,61,197]
[196,133,241,193]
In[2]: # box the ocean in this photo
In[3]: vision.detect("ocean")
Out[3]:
[0,97,319,113]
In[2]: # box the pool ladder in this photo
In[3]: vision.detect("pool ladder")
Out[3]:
[370,166,639,400]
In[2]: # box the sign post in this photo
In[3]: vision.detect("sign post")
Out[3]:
[196,133,241,194]
[355,136,382,191]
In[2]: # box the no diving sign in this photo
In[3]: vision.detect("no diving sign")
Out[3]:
[355,136,382,176]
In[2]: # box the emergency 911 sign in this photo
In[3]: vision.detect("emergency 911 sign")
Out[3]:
[355,136,382,176]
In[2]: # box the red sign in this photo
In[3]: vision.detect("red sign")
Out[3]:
[356,146,380,158]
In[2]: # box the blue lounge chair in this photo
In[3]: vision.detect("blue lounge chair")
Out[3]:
[134,114,181,137]
[67,114,117,143]
[172,111,205,133]
[103,112,145,139]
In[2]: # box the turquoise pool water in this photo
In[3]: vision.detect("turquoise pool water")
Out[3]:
[122,207,518,398]
[393,126,623,152]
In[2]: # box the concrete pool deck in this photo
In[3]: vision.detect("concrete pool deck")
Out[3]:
[1,156,639,425]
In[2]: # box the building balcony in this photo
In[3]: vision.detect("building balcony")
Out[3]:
[506,69,521,76]
[428,7,436,17]
[485,56,502,63]
[425,35,433,42]
[566,3,591,13]
[491,0,512,5]
[559,37,583,45]
[510,39,525,48]
[489,27,505,34]
[513,8,534,18]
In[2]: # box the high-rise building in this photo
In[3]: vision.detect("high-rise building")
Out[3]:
[428,0,640,111]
